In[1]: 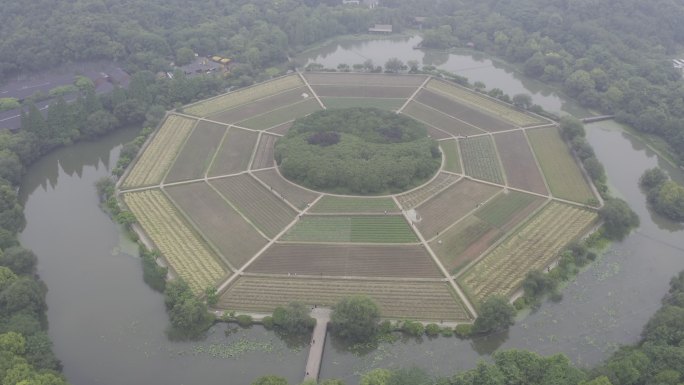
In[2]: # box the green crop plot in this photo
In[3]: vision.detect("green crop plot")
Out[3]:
[527,127,596,204]
[425,79,546,127]
[321,97,405,111]
[219,277,471,321]
[474,190,544,229]
[309,195,398,213]
[460,136,505,184]
[236,98,322,130]
[440,139,462,173]
[429,215,501,273]
[184,74,304,117]
[281,215,417,243]
[459,202,598,303]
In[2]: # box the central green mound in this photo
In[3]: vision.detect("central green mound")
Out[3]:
[275,108,440,195]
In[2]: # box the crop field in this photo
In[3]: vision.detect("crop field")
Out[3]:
[474,191,546,231]
[458,202,598,303]
[460,136,505,184]
[304,73,427,87]
[165,121,227,182]
[415,179,501,239]
[494,131,548,194]
[247,243,441,278]
[123,115,195,188]
[184,74,304,117]
[440,139,462,173]
[527,127,596,203]
[207,87,309,124]
[207,128,258,177]
[396,172,460,209]
[309,195,398,214]
[252,169,320,209]
[311,85,416,98]
[123,189,228,293]
[121,73,605,318]
[429,216,501,273]
[211,174,297,238]
[251,134,277,170]
[401,101,484,137]
[414,90,515,133]
[425,79,547,127]
[218,277,471,321]
[236,98,322,130]
[165,182,267,268]
[321,97,405,111]
[281,215,418,243]
[266,121,293,135]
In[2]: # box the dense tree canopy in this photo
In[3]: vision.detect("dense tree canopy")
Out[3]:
[275,108,440,194]
[599,198,640,240]
[272,302,315,335]
[472,295,516,334]
[330,295,380,342]
[418,0,684,165]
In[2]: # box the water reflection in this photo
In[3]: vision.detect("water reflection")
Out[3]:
[18,37,684,385]
[296,36,584,115]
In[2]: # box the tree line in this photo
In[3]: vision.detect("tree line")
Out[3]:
[250,270,684,385]
[419,0,684,165]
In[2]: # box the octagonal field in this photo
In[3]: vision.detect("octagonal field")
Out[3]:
[118,72,600,321]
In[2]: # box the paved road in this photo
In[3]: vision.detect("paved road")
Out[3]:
[304,307,331,382]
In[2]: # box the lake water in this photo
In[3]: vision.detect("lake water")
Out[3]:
[19,36,684,385]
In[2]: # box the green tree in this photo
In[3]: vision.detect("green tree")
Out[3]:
[0,331,25,355]
[24,332,59,371]
[46,96,77,147]
[164,279,214,338]
[21,102,48,144]
[565,70,595,97]
[0,266,18,292]
[74,76,95,92]
[511,93,533,109]
[115,211,137,226]
[599,198,640,240]
[141,248,167,292]
[330,295,380,342]
[272,302,315,334]
[559,116,585,140]
[0,278,46,317]
[472,295,515,334]
[522,270,557,299]
[83,110,119,138]
[384,58,405,73]
[0,246,37,276]
[641,305,684,346]
[175,47,195,66]
[387,367,431,385]
[0,150,23,185]
[583,156,606,183]
[319,379,345,385]
[651,181,684,221]
[0,179,25,233]
[204,286,218,306]
[580,376,613,385]
[360,368,391,385]
[0,98,20,112]
[251,375,289,385]
[640,167,668,190]
[604,349,650,385]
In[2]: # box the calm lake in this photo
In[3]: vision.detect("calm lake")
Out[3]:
[19,36,684,385]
